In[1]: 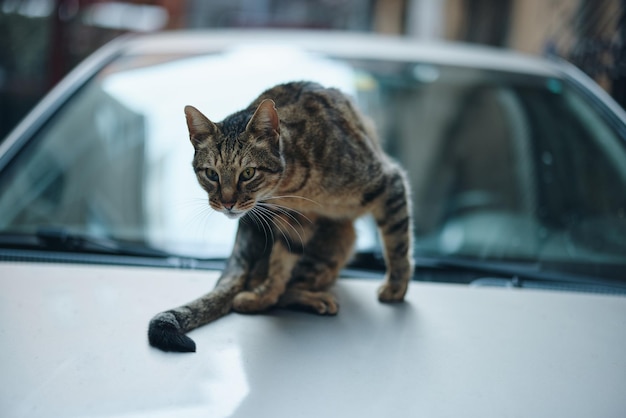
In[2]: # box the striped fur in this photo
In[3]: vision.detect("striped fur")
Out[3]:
[148,82,413,352]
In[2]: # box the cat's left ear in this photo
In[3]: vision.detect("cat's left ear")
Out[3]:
[246,99,280,141]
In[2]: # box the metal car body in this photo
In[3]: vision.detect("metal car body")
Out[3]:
[1,30,625,418]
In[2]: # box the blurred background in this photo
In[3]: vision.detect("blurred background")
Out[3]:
[1,0,624,141]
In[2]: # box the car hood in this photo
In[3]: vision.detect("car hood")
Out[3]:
[1,262,625,418]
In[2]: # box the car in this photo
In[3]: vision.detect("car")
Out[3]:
[1,30,625,417]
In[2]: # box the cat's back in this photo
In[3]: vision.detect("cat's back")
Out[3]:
[249,82,392,211]
[254,82,380,151]
[254,82,362,126]
[254,81,331,109]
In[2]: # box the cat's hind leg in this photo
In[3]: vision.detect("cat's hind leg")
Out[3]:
[233,217,355,314]
[232,210,317,313]
[276,289,339,315]
[279,218,355,315]
[232,241,299,313]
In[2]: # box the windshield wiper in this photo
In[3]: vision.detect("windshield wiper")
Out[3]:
[416,255,626,294]
[0,228,229,270]
[0,227,170,258]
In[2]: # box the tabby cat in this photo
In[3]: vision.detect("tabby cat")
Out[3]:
[148,81,413,352]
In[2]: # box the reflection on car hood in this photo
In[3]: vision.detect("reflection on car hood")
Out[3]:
[1,263,625,417]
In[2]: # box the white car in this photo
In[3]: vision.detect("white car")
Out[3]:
[1,30,625,418]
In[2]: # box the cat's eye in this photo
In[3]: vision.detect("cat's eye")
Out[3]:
[205,169,219,181]
[240,167,256,181]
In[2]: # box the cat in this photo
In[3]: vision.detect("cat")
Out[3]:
[148,81,413,352]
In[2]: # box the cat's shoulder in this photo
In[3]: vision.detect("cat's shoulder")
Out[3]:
[261,81,323,97]
[252,81,326,107]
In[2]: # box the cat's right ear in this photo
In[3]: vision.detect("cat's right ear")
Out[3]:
[184,105,217,148]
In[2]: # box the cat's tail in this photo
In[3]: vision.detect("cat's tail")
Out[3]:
[148,310,198,352]
[148,275,245,352]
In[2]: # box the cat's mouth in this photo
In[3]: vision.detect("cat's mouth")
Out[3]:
[221,205,251,219]
[224,210,246,220]
[212,200,254,219]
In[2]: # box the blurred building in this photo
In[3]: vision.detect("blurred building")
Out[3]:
[1,0,624,139]
[429,0,624,96]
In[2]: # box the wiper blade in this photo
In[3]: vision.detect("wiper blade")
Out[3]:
[0,228,231,270]
[417,255,626,292]
[347,250,626,289]
[0,227,170,258]
[37,227,171,257]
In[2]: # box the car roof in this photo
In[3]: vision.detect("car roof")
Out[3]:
[120,29,562,77]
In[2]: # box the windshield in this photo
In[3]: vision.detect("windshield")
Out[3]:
[1,47,625,279]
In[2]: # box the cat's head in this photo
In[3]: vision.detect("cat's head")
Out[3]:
[184,100,284,219]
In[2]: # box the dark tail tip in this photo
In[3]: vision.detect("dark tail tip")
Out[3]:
[148,312,196,353]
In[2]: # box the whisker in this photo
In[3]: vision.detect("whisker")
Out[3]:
[258,203,301,226]
[263,195,322,207]
[182,204,216,240]
[248,208,272,251]
[256,205,304,251]
[255,205,296,252]
[257,207,278,245]
[258,202,313,226]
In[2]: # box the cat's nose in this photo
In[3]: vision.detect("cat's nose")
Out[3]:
[222,201,236,211]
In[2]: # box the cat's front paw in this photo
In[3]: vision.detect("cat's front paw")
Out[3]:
[377,281,408,303]
[233,291,272,313]
[312,292,339,315]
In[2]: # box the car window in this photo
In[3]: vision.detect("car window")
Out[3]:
[0,48,625,277]
[0,50,374,258]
